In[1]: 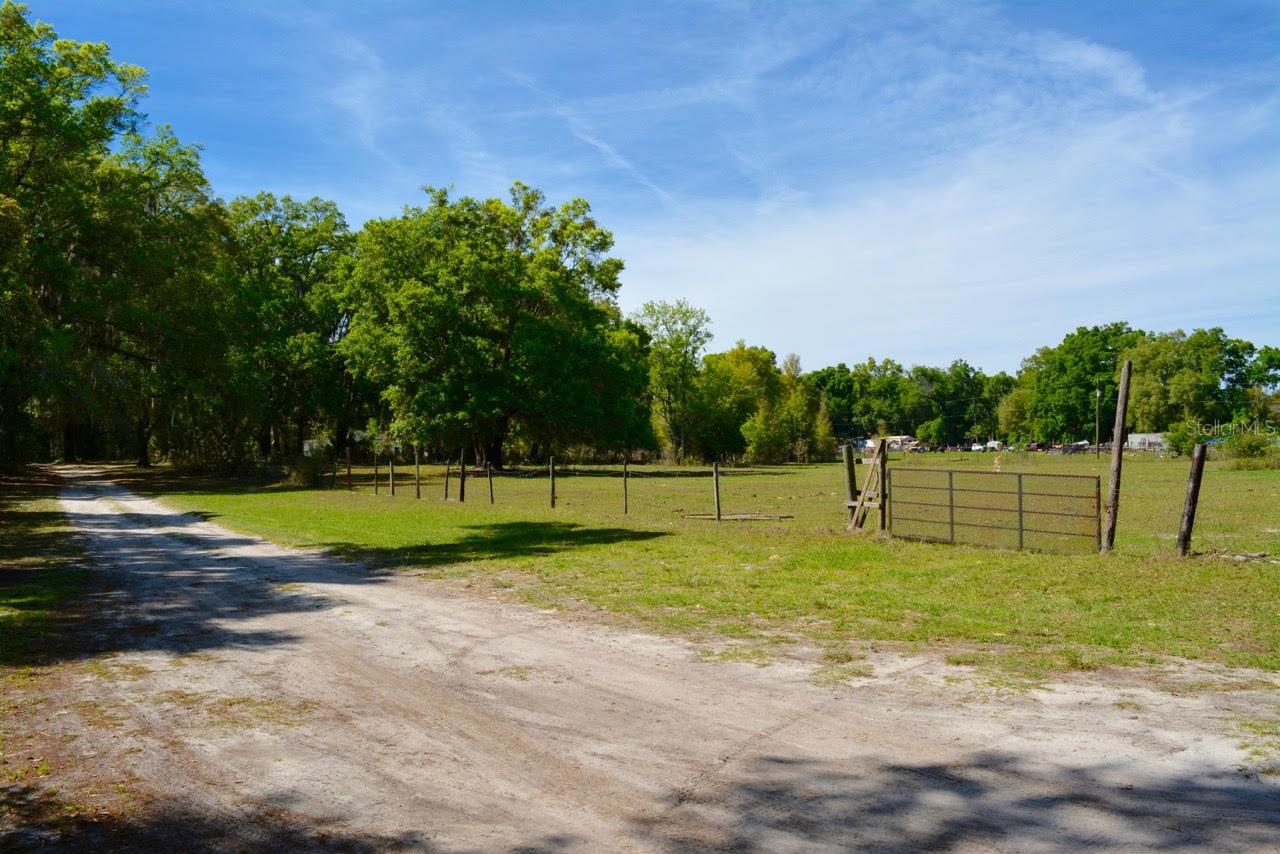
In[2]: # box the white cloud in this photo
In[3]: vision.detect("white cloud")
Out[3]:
[504,72,679,209]
[1032,32,1150,100]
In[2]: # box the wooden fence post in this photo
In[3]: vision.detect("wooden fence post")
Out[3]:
[1176,443,1207,557]
[414,445,421,499]
[1102,359,1132,552]
[549,456,556,508]
[444,461,451,501]
[842,444,857,523]
[389,451,395,497]
[374,450,379,495]
[713,461,721,521]
[346,445,352,491]
[487,463,494,504]
[623,457,629,514]
[459,449,466,503]
[848,438,886,532]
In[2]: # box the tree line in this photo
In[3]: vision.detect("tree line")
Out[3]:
[997,323,1277,450]
[2,4,1276,471]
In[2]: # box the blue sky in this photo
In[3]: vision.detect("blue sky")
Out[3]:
[42,1,1280,373]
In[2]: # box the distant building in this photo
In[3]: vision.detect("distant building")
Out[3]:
[1127,433,1167,451]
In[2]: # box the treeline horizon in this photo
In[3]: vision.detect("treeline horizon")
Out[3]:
[2,4,1277,472]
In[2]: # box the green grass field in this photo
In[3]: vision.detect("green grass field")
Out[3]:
[114,451,1280,678]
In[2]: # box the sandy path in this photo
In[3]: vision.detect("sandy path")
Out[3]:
[40,468,1280,851]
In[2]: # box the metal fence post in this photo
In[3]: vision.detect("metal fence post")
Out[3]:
[1016,473,1024,550]
[458,449,466,503]
[1095,476,1102,552]
[947,470,956,543]
[549,455,556,508]
[878,443,888,531]
[842,444,857,523]
[712,462,721,521]
[885,468,892,534]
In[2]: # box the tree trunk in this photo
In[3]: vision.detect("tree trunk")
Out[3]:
[80,416,99,460]
[332,418,350,462]
[62,421,77,462]
[485,418,510,470]
[135,410,152,468]
[485,436,506,471]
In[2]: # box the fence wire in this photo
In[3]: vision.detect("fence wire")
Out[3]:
[887,467,1100,553]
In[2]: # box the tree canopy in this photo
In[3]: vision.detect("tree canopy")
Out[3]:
[341,184,648,467]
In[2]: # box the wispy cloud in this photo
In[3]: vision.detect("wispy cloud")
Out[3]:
[1032,31,1151,100]
[256,7,415,181]
[721,137,804,214]
[504,70,678,209]
[326,38,397,163]
[420,104,509,193]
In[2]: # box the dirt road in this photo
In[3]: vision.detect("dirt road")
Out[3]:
[13,468,1280,850]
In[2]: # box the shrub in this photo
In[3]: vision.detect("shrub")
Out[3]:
[1162,421,1204,457]
[286,454,330,487]
[741,407,788,463]
[1227,453,1280,471]
[1223,431,1276,459]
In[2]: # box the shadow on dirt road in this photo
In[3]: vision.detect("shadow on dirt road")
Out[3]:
[7,750,1278,852]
